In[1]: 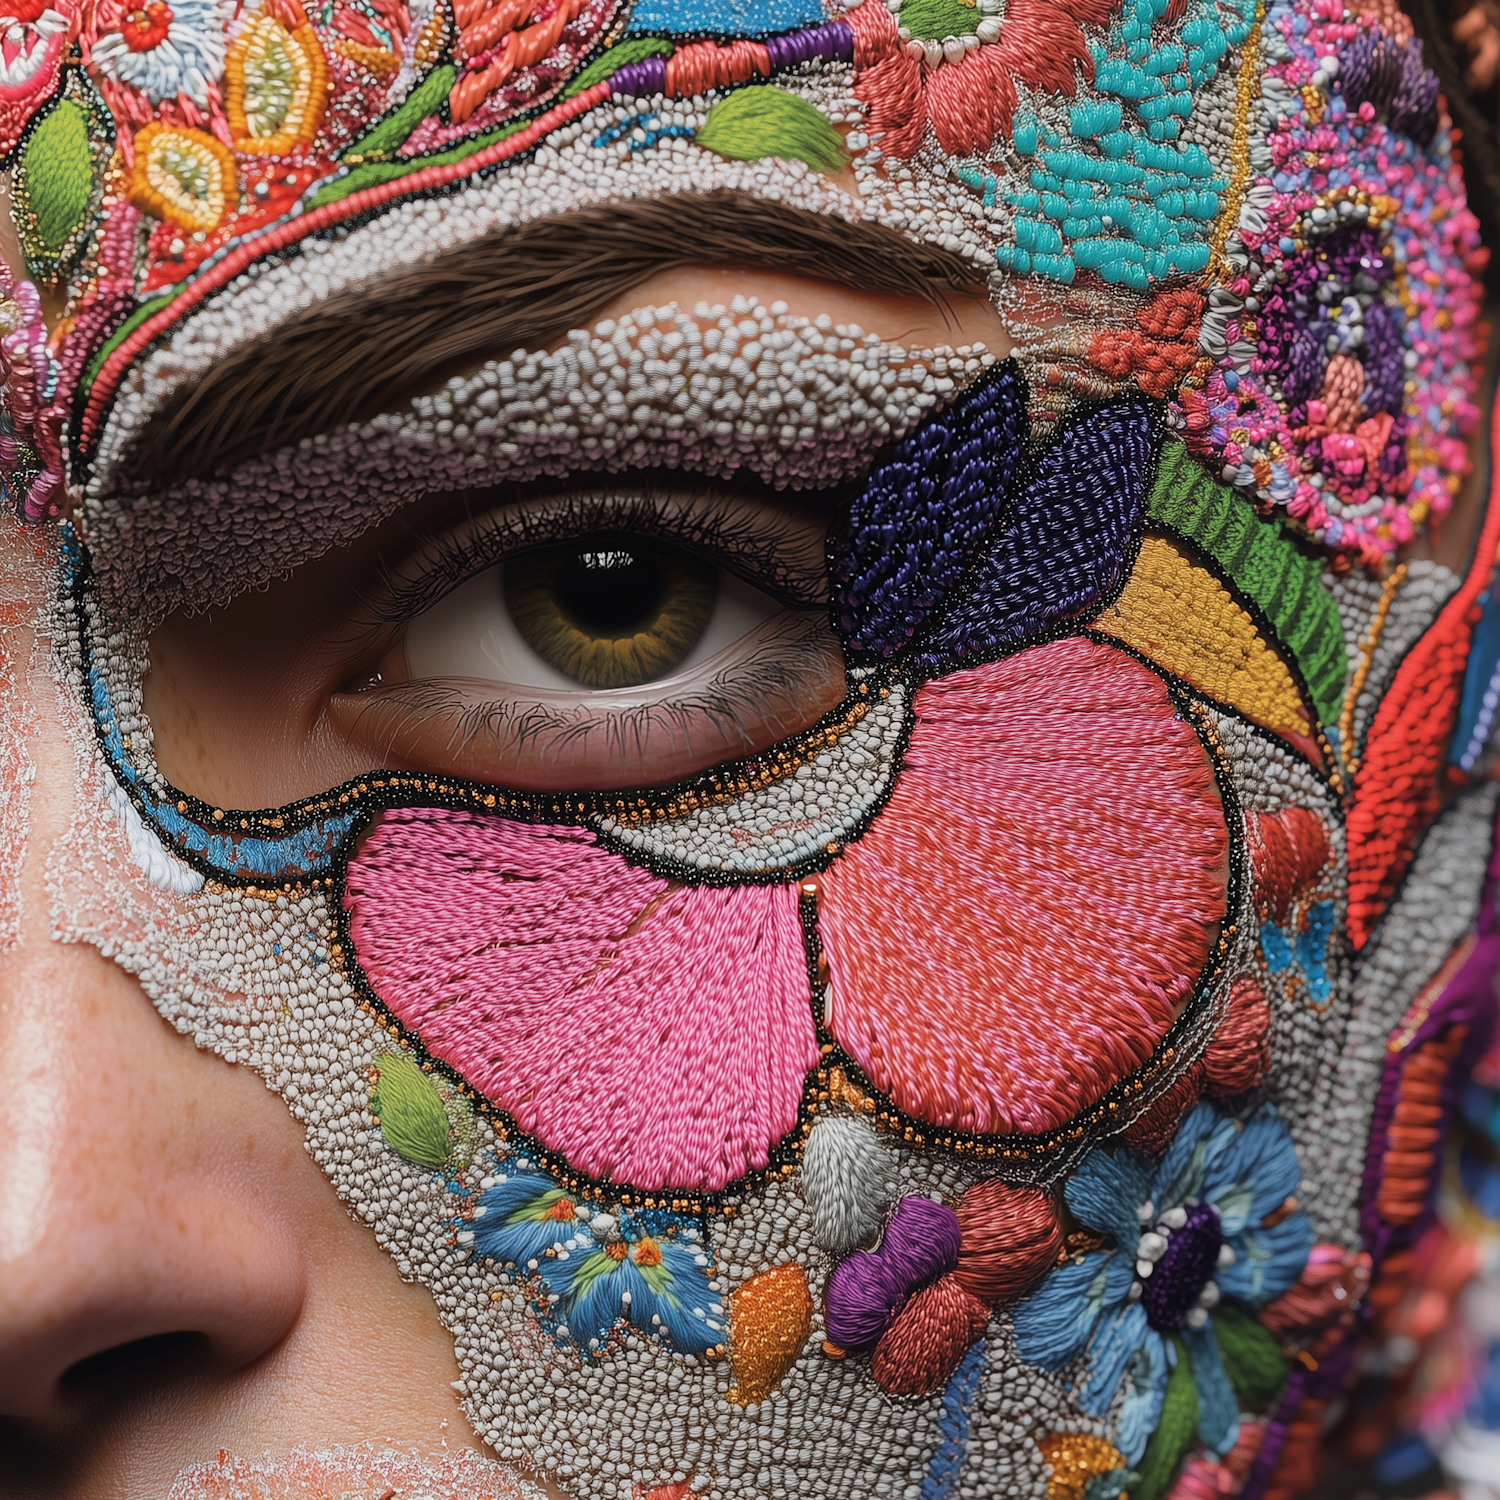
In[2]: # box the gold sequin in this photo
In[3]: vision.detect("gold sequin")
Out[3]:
[725,1265,812,1405]
[1036,1432,1128,1500]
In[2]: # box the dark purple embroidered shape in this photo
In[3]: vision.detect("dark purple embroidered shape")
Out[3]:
[912,400,1159,675]
[1140,1201,1223,1332]
[829,360,1028,661]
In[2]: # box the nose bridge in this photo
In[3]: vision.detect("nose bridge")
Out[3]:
[0,942,309,1424]
[0,941,72,1273]
[0,535,306,1423]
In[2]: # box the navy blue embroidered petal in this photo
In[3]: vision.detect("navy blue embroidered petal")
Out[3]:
[912,401,1160,676]
[829,360,1028,661]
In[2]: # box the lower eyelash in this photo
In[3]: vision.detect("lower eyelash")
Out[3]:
[344,612,838,779]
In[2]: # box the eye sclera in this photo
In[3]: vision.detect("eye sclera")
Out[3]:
[319,481,844,791]
[328,609,847,792]
[403,542,786,695]
[360,480,832,636]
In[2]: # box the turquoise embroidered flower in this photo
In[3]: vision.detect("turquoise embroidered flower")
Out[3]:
[464,1168,726,1356]
[1012,1102,1312,1482]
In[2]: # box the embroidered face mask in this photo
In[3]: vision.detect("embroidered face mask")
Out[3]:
[5,0,1498,1496]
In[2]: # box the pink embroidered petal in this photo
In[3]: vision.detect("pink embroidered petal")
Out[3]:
[818,635,1228,1137]
[344,810,817,1192]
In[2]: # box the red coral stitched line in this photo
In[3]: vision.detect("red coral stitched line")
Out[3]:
[1375,1023,1467,1227]
[1345,390,1500,949]
[78,80,614,459]
[664,37,771,95]
[451,0,588,124]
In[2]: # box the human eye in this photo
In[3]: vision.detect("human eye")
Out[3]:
[327,482,846,791]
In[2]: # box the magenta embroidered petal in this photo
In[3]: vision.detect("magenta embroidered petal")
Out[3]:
[344,809,818,1192]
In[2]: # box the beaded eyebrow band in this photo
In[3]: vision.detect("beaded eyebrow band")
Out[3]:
[10,2,1500,1499]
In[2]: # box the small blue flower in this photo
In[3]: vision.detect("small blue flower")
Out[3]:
[465,1167,724,1356]
[1013,1101,1313,1465]
[469,1170,588,1270]
[541,1227,724,1355]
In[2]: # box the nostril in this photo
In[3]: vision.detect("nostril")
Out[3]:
[59,1331,210,1394]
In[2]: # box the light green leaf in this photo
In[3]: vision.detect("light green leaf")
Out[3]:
[24,100,92,252]
[370,1048,451,1170]
[696,86,846,174]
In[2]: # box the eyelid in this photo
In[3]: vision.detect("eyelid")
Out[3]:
[362,482,830,632]
[329,612,847,791]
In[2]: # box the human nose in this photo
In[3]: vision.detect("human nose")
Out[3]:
[0,605,307,1427]
[0,938,309,1424]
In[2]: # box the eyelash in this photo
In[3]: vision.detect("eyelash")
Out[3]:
[357,480,831,637]
[341,613,837,763]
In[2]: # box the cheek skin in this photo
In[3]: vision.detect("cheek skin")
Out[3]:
[0,514,569,1497]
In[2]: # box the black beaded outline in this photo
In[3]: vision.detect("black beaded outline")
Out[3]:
[76,377,1191,892]
[321,641,1250,1214]
[70,399,1298,1208]
[73,545,931,890]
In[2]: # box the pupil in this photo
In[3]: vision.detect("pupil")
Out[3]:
[502,535,718,691]
[555,548,664,637]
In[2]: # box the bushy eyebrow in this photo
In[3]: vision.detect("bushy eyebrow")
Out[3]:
[123,191,982,487]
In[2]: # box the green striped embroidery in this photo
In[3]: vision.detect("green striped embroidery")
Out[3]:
[1147,442,1347,726]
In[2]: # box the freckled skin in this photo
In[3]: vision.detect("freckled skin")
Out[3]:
[0,543,572,1497]
[2,264,1006,1497]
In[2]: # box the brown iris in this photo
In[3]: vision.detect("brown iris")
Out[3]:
[503,539,717,689]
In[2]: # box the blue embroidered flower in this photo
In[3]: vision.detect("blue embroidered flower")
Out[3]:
[463,1168,725,1356]
[1012,1101,1313,1468]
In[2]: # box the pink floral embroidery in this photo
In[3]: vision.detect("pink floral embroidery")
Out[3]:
[345,635,1228,1193]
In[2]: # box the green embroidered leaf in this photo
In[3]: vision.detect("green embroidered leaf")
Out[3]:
[1134,1337,1200,1500]
[344,64,458,161]
[898,0,981,41]
[1146,441,1348,726]
[563,38,674,98]
[696,86,846,174]
[1212,1304,1289,1412]
[23,100,92,253]
[308,118,528,210]
[370,1049,452,1170]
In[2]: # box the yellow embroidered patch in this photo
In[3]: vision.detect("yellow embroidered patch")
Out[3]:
[1094,534,1316,750]
[225,7,330,155]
